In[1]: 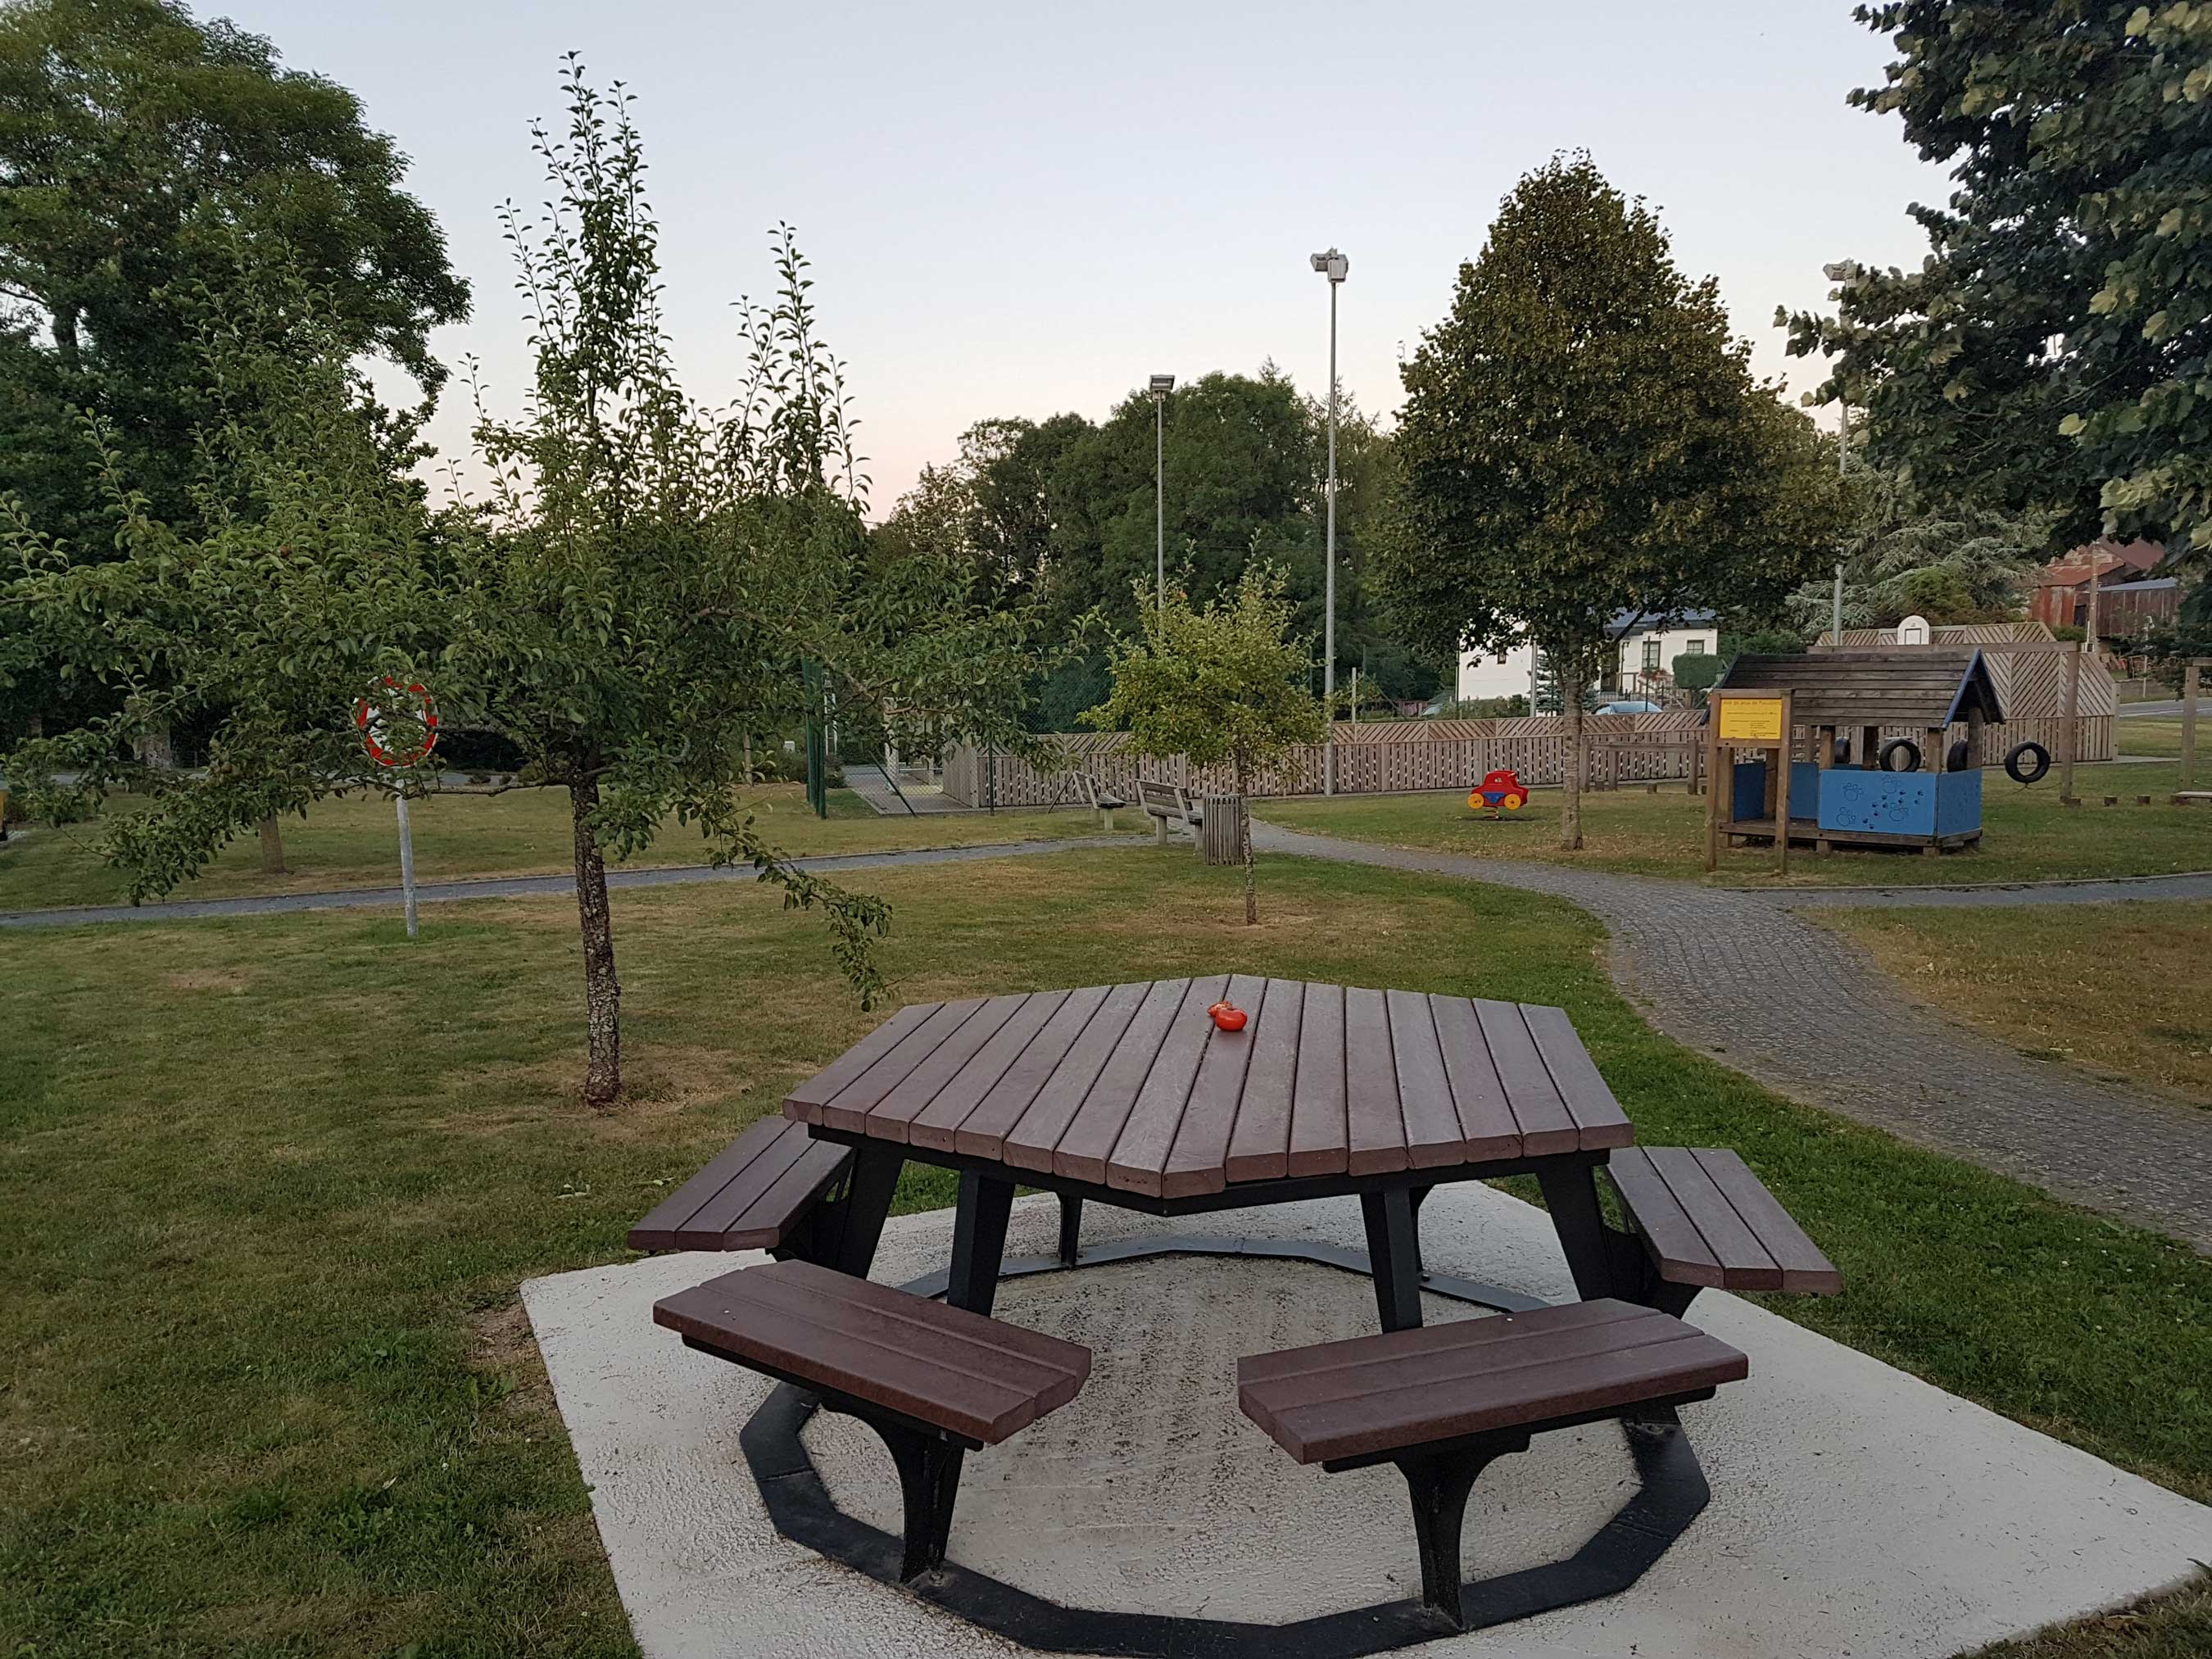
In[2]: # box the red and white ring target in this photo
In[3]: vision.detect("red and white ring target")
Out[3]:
[356,676,440,768]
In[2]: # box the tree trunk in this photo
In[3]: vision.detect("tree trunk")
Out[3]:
[570,779,623,1107]
[1558,656,1586,851]
[134,723,175,772]
[1237,754,1257,925]
[258,816,287,874]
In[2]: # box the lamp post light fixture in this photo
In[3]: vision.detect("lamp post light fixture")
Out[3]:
[1310,248,1348,795]
[1149,374,1175,610]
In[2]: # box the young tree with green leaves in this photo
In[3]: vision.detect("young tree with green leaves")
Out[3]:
[2,63,1053,1108]
[1781,2,2212,608]
[1382,154,1842,849]
[1083,564,1326,924]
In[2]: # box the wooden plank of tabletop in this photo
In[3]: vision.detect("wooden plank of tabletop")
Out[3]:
[1474,999,1577,1156]
[1223,977,1306,1184]
[1428,995,1523,1162]
[859,992,1031,1145]
[1344,985,1409,1176]
[1519,1003,1634,1150]
[909,989,1071,1154]
[782,1000,941,1123]
[1387,988,1466,1167]
[1285,981,1349,1178]
[1055,977,1199,1184]
[1104,973,1232,1196]
[954,983,1117,1162]
[1158,972,1271,1198]
[999,981,1154,1175]
[815,998,988,1135]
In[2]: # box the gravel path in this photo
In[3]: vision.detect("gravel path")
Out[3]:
[1255,823,2212,1252]
[0,837,1126,930]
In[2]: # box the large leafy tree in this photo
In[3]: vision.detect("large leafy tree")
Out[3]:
[2,65,1052,1108]
[0,0,469,544]
[1083,564,1326,924]
[1782,2,2212,606]
[1383,154,1841,849]
[1786,461,2048,637]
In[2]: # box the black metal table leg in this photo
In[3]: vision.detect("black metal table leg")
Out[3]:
[1360,1186,1425,1330]
[1056,1192,1083,1266]
[1536,1163,1617,1302]
[946,1170,1016,1316]
[1407,1184,1431,1275]
[832,1140,904,1278]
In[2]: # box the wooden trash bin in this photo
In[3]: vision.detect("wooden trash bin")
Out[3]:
[1199,794,1246,866]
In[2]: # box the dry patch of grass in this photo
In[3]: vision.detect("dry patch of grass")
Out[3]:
[1970,1572,2212,1658]
[1820,900,2212,1104]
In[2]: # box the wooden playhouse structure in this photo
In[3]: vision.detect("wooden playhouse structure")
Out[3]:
[1707,650,2006,859]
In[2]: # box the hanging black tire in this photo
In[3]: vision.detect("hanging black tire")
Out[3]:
[1879,737,1921,773]
[2005,741,2051,785]
[1947,738,1971,773]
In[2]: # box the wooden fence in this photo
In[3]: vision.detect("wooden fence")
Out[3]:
[942,706,2112,809]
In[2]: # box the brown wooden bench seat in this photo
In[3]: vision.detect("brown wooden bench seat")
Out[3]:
[1077,771,1126,827]
[627,1116,852,1258]
[656,1260,1091,1580]
[1239,1299,1747,1627]
[1603,1147,1841,1315]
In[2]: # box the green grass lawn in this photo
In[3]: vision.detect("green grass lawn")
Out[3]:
[0,783,1126,912]
[2117,718,2188,759]
[3,845,2209,1655]
[1258,759,2212,886]
[1820,900,2212,1106]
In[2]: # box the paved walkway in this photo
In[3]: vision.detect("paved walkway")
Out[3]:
[1255,824,2212,1252]
[841,763,975,815]
[0,837,1124,929]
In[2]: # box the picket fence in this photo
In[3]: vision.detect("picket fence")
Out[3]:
[941,709,2112,810]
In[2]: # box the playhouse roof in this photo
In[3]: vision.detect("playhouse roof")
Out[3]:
[1711,649,2005,728]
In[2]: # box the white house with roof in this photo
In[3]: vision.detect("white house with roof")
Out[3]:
[1454,610,1720,705]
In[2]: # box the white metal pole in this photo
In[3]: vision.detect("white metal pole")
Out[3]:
[395,789,419,939]
[1832,400,1848,646]
[1324,278,1339,796]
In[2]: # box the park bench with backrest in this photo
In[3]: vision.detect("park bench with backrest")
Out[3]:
[1076,770,1126,829]
[1239,1299,1749,1630]
[654,1259,1091,1581]
[1133,777,1203,847]
[1600,1146,1841,1316]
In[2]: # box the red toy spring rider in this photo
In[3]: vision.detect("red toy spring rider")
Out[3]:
[1466,768,1527,820]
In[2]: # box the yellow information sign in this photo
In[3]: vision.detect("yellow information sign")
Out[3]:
[1716,696,1786,743]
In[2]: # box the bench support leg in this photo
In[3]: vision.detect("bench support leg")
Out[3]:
[833,1142,904,1279]
[1536,1163,1618,1302]
[1394,1438,1525,1628]
[1361,1187,1426,1331]
[947,1171,1016,1317]
[1056,1192,1083,1266]
[871,1421,968,1582]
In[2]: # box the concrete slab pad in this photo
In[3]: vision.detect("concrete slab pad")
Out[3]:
[523,1185,2212,1657]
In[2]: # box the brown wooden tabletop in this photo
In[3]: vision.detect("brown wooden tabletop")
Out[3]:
[783,976,1634,1200]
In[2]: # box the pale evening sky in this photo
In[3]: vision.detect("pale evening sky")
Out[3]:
[211,0,1949,514]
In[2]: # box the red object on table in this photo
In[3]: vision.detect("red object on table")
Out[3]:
[1211,1004,1248,1031]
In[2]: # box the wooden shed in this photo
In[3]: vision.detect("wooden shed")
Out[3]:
[1707,650,2006,855]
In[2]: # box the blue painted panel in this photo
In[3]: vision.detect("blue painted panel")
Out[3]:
[1819,769,1938,836]
[1734,759,1825,822]
[1935,768,1983,836]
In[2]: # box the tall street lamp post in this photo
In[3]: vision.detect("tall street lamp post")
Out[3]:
[1823,261,1861,648]
[1149,374,1175,610]
[1310,247,1349,795]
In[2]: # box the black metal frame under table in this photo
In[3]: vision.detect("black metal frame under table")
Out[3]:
[735,1128,1710,1657]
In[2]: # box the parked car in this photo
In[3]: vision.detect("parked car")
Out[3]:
[1594,699,1665,715]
